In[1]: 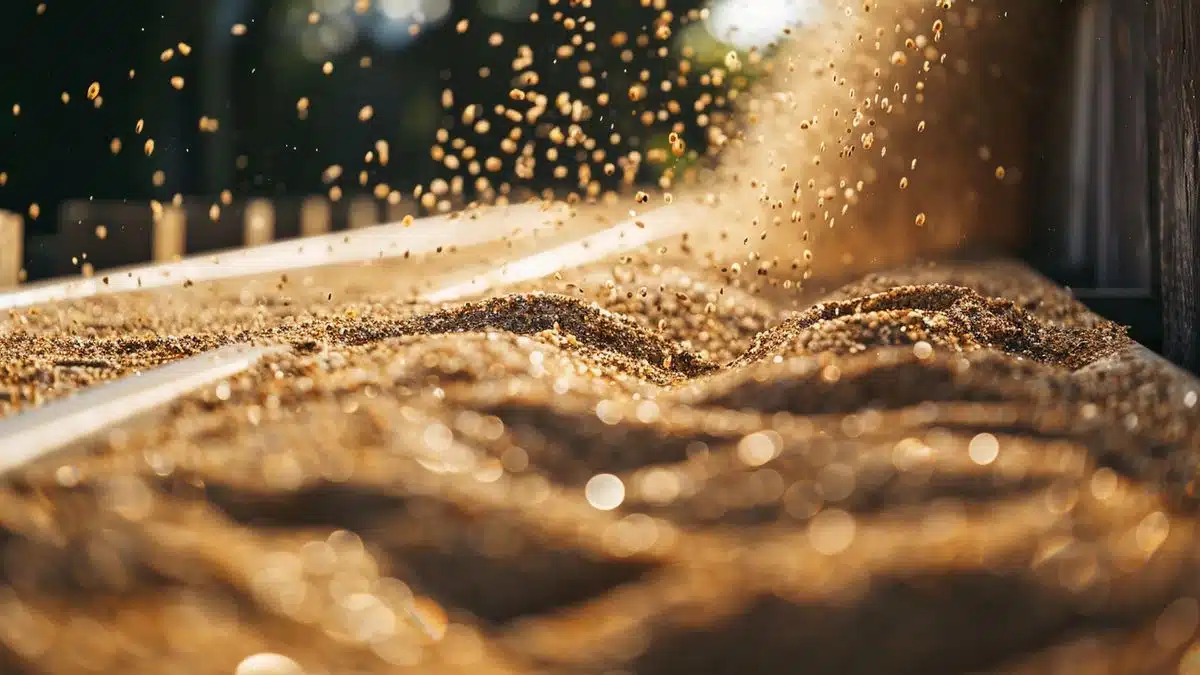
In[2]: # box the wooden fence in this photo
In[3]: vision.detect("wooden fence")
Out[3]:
[1,195,422,286]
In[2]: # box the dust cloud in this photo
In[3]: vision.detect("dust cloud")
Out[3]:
[705,0,1055,290]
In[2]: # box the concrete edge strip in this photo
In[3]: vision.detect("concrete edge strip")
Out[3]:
[423,201,703,304]
[0,344,284,475]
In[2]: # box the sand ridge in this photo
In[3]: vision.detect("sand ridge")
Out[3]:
[0,256,1197,674]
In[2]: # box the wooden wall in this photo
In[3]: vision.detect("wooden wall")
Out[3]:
[1156,0,1200,370]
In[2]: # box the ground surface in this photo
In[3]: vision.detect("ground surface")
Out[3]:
[0,248,1199,675]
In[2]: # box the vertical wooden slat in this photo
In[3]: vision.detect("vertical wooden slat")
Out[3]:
[1155,0,1200,370]
[154,205,186,262]
[243,199,275,247]
[348,196,378,229]
[300,196,331,237]
[0,211,23,288]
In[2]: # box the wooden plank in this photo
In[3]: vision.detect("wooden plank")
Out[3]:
[243,199,275,247]
[0,211,22,288]
[300,196,331,237]
[348,196,379,229]
[153,205,187,262]
[1155,0,1200,370]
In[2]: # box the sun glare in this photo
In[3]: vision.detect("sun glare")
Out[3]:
[706,0,823,50]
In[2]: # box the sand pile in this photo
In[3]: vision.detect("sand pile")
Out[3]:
[0,252,1198,675]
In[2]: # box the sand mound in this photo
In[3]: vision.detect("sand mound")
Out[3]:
[0,257,1198,675]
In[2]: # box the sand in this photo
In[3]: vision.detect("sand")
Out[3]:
[0,251,1198,675]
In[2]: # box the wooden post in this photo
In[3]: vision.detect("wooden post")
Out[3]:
[154,205,186,262]
[0,211,22,288]
[243,199,275,247]
[1155,0,1200,370]
[348,196,378,229]
[300,196,331,237]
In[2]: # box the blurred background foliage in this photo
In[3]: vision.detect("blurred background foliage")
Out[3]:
[0,0,795,275]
